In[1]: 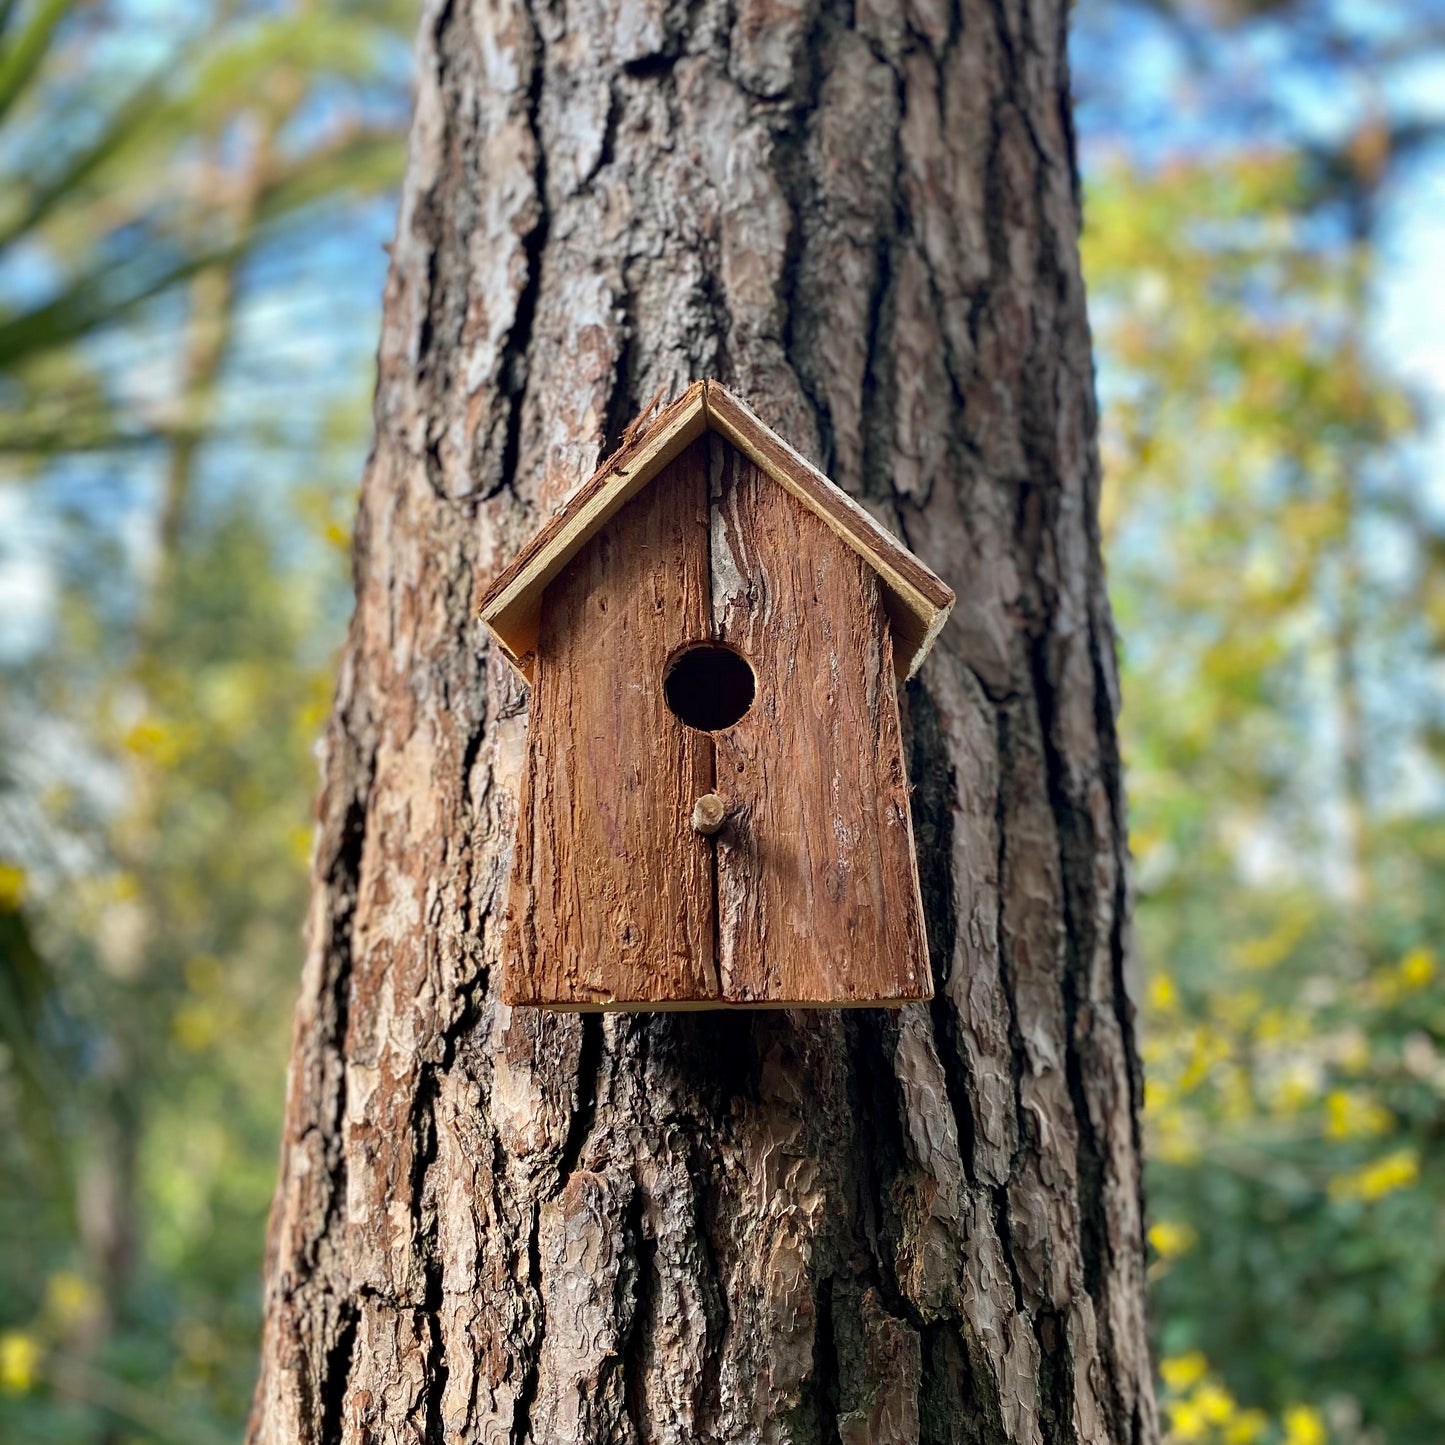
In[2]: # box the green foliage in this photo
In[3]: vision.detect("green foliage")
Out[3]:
[1086,151,1445,1443]
[0,0,405,1438]
[3,504,339,1441]
[0,0,407,456]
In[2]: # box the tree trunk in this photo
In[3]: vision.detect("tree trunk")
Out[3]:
[248,1,1155,1442]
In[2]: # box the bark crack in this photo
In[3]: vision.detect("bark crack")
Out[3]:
[808,1271,843,1445]
[619,1181,655,1437]
[906,677,978,1184]
[556,1013,605,1188]
[495,0,550,505]
[510,1203,544,1445]
[318,1299,358,1445]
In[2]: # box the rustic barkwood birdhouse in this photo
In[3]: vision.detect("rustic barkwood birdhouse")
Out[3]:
[479,381,954,1010]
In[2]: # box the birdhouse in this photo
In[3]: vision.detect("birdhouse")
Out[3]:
[479,381,954,1010]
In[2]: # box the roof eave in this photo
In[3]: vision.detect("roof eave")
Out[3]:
[477,380,954,683]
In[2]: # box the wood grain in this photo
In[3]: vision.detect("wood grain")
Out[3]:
[505,437,718,1007]
[479,384,708,681]
[703,383,955,679]
[709,442,931,1006]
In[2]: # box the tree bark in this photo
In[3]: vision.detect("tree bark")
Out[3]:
[249,1,1155,1442]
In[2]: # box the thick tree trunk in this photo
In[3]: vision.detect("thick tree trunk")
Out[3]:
[249,1,1155,1441]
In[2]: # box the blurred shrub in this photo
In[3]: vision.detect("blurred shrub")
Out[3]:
[1086,150,1444,1442]
[0,0,408,1439]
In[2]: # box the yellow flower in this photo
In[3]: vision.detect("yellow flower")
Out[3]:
[1149,971,1179,1012]
[1167,1398,1208,1442]
[1330,1148,1419,1203]
[1194,1381,1236,1424]
[288,822,316,865]
[1160,1352,1209,1392]
[1283,1405,1326,1445]
[1149,1220,1199,1260]
[1399,947,1435,989]
[0,1331,40,1395]
[0,862,26,912]
[1178,1028,1231,1091]
[1225,1410,1268,1444]
[1323,1089,1393,1141]
[122,717,175,763]
[45,1271,100,1331]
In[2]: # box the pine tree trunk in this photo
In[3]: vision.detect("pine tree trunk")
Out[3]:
[248,2,1155,1441]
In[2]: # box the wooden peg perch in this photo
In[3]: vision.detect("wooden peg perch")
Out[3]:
[691,793,728,835]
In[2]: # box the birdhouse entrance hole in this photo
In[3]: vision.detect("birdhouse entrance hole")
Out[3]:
[663,643,756,732]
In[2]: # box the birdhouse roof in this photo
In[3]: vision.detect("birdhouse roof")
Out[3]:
[478,380,955,682]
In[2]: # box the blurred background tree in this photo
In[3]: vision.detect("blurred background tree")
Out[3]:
[1078,3,1445,1442]
[0,1,410,1439]
[0,0,1440,1442]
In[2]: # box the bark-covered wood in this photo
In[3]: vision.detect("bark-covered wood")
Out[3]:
[250,0,1155,1440]
[478,385,710,681]
[507,438,716,1008]
[507,425,930,1010]
[704,383,955,678]
[710,442,930,1006]
[477,381,955,684]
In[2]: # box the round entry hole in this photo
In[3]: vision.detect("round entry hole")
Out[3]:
[664,644,756,732]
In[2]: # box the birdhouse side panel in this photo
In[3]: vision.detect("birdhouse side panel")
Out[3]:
[504,438,718,1007]
[709,446,931,1005]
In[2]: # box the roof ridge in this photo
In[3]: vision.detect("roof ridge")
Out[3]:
[478,381,953,682]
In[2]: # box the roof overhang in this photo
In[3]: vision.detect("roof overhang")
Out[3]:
[478,380,955,682]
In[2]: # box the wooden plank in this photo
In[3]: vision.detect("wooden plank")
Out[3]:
[703,382,954,680]
[504,437,719,1007]
[479,383,708,681]
[708,442,932,1006]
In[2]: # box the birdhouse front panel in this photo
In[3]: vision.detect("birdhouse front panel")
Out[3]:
[482,382,954,1011]
[708,444,930,1005]
[507,438,716,1007]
